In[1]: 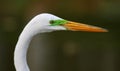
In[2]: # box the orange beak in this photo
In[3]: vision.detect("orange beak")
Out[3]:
[63,21,108,32]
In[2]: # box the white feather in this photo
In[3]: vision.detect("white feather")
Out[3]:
[14,13,66,71]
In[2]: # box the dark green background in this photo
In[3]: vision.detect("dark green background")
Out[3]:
[0,0,120,71]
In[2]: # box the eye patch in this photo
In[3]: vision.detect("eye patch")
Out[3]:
[50,20,68,26]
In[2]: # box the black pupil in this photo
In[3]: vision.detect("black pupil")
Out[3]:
[50,20,54,24]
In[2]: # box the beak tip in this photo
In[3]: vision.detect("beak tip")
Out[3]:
[97,28,109,32]
[102,29,109,32]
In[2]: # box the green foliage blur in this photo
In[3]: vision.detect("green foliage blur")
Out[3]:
[0,0,120,71]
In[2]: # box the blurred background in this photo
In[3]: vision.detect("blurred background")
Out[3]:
[0,0,120,71]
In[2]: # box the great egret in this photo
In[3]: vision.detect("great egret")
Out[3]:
[14,13,108,71]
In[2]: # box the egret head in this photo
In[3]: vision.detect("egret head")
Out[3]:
[28,13,108,33]
[15,13,108,71]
